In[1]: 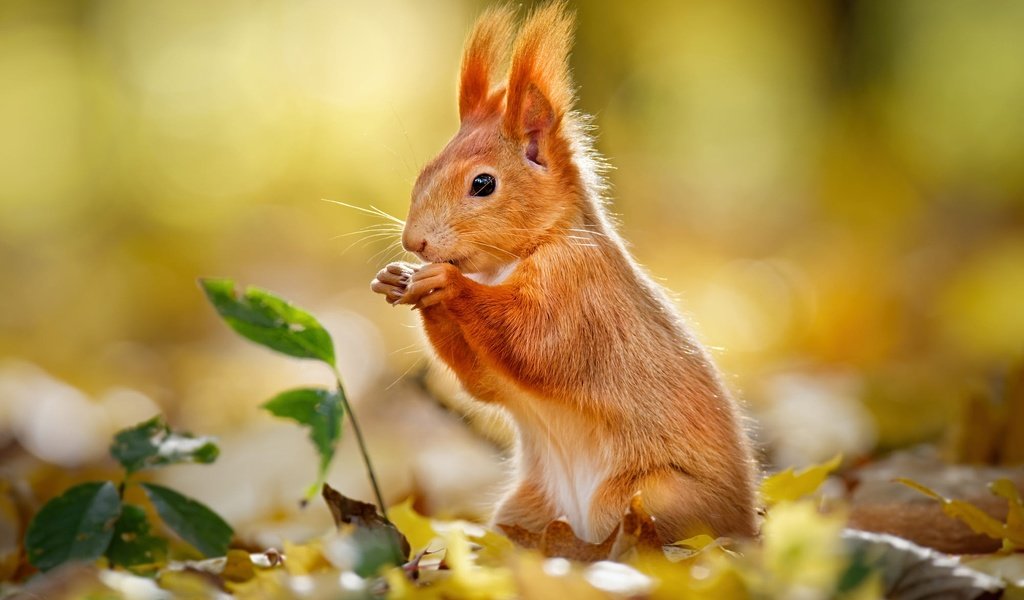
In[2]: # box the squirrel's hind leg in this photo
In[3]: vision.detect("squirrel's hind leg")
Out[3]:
[491,480,559,533]
[590,468,757,544]
[645,469,757,541]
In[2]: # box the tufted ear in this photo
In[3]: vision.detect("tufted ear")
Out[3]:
[501,1,575,167]
[459,5,516,122]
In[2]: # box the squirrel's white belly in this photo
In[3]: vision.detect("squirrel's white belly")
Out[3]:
[503,385,611,542]
[538,441,607,541]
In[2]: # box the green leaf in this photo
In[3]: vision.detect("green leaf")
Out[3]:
[199,278,336,367]
[141,483,232,558]
[105,504,168,574]
[351,525,408,578]
[25,481,122,572]
[262,388,344,497]
[110,415,219,475]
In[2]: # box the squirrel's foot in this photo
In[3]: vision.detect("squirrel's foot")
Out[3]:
[399,262,462,309]
[371,262,418,305]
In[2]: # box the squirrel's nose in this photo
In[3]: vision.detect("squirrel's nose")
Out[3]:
[402,234,427,253]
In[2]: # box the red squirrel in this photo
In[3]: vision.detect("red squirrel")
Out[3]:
[370,2,757,543]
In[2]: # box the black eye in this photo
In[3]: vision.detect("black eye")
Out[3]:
[470,173,496,197]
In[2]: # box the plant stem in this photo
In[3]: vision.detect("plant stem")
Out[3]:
[333,367,391,523]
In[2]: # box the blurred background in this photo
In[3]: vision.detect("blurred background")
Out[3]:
[1,0,1023,551]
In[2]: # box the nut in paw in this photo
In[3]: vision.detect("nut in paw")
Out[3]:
[400,262,462,308]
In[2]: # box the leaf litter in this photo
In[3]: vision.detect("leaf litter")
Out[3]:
[8,454,1023,599]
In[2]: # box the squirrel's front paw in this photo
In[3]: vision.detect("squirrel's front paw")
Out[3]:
[371,262,418,305]
[398,263,462,309]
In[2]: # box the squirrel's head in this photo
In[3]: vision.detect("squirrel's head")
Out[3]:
[403,2,590,274]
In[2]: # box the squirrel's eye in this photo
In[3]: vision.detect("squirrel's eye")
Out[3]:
[470,173,496,197]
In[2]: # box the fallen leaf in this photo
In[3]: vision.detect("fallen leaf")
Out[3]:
[387,498,438,554]
[897,477,1024,551]
[990,478,1024,550]
[510,553,614,600]
[467,526,517,567]
[628,544,747,600]
[221,549,255,583]
[498,494,664,562]
[663,534,738,562]
[498,520,617,562]
[158,568,225,596]
[497,522,541,551]
[760,454,843,506]
[847,451,1024,553]
[761,500,847,592]
[610,494,663,559]
[282,540,330,576]
[540,520,618,563]
[442,527,516,598]
[321,483,410,574]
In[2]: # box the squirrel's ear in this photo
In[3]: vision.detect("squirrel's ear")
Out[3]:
[502,1,575,166]
[459,5,515,122]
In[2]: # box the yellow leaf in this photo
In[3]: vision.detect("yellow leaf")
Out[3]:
[387,498,438,554]
[897,477,1023,550]
[762,500,847,592]
[673,534,717,551]
[444,528,516,599]
[282,540,330,575]
[895,477,943,500]
[467,527,516,567]
[384,566,421,600]
[991,479,1024,527]
[222,549,256,583]
[663,534,734,563]
[631,547,747,600]
[229,567,288,600]
[990,478,1024,550]
[760,454,843,505]
[511,553,611,600]
[158,570,221,597]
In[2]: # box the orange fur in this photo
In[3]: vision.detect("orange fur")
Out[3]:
[372,2,758,543]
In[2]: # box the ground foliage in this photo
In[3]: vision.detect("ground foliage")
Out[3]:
[21,415,233,579]
[8,462,1022,599]
[4,283,1024,599]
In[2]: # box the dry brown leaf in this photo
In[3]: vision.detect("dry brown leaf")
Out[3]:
[540,520,618,562]
[610,493,663,559]
[320,483,411,559]
[321,484,382,529]
[498,519,618,562]
[497,522,541,550]
[498,493,663,562]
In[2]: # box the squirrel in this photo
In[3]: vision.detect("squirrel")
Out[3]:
[370,2,757,544]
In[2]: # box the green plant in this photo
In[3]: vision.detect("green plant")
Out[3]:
[199,278,389,517]
[24,416,232,574]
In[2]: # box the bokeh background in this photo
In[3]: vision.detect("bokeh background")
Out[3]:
[2,0,1023,548]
